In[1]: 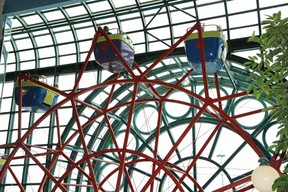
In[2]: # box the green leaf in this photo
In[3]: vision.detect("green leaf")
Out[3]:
[246,83,254,94]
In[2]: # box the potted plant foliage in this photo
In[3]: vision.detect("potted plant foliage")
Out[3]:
[244,11,288,191]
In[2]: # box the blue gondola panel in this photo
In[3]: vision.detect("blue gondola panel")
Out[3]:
[14,80,59,113]
[94,33,135,73]
[184,30,228,74]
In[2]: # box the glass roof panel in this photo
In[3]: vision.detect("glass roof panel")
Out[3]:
[149,39,171,52]
[197,2,225,18]
[227,0,257,14]
[148,27,171,41]
[32,29,50,36]
[58,43,76,55]
[87,1,111,13]
[57,25,75,34]
[229,12,259,28]
[128,31,145,45]
[230,25,259,39]
[60,55,77,65]
[55,31,75,43]
[259,0,288,8]
[20,61,36,70]
[38,47,55,58]
[64,5,88,17]
[111,0,136,8]
[39,58,56,68]
[35,35,54,47]
[170,8,196,24]
[18,50,34,62]
[21,14,43,25]
[10,18,22,28]
[43,10,66,21]
[134,43,145,54]
[15,38,33,49]
[139,0,159,3]
[119,14,143,32]
[173,23,194,37]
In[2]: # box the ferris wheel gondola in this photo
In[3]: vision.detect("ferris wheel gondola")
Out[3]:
[184,24,228,74]
[14,74,59,113]
[94,28,135,73]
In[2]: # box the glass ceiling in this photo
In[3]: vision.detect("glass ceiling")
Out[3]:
[0,0,287,191]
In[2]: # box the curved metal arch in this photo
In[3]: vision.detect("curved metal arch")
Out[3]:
[58,7,82,64]
[10,16,39,71]
[135,0,149,53]
[35,11,61,67]
[106,0,122,30]
[80,2,100,40]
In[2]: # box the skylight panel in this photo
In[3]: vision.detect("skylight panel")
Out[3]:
[120,17,143,32]
[55,31,74,43]
[6,63,16,73]
[79,40,93,52]
[20,61,36,70]
[139,0,160,3]
[127,32,145,45]
[15,38,33,49]
[38,47,55,58]
[133,44,145,54]
[170,9,196,24]
[88,1,111,13]
[32,29,50,36]
[229,26,259,39]
[147,27,171,41]
[11,19,22,28]
[259,0,288,8]
[149,39,171,52]
[52,25,71,32]
[22,14,43,25]
[35,35,54,47]
[58,43,76,55]
[173,23,195,37]
[59,55,77,66]
[65,5,88,17]
[111,0,135,8]
[39,58,56,68]
[13,33,29,39]
[43,10,65,21]
[145,12,169,28]
[227,0,257,14]
[197,2,225,18]
[19,50,35,61]
[196,0,221,5]
[228,12,258,28]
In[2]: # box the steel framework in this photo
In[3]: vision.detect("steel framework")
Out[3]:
[0,22,285,192]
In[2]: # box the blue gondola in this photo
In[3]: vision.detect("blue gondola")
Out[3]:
[94,29,135,73]
[14,75,59,113]
[184,24,228,74]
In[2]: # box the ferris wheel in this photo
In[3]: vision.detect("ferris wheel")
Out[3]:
[0,22,284,192]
